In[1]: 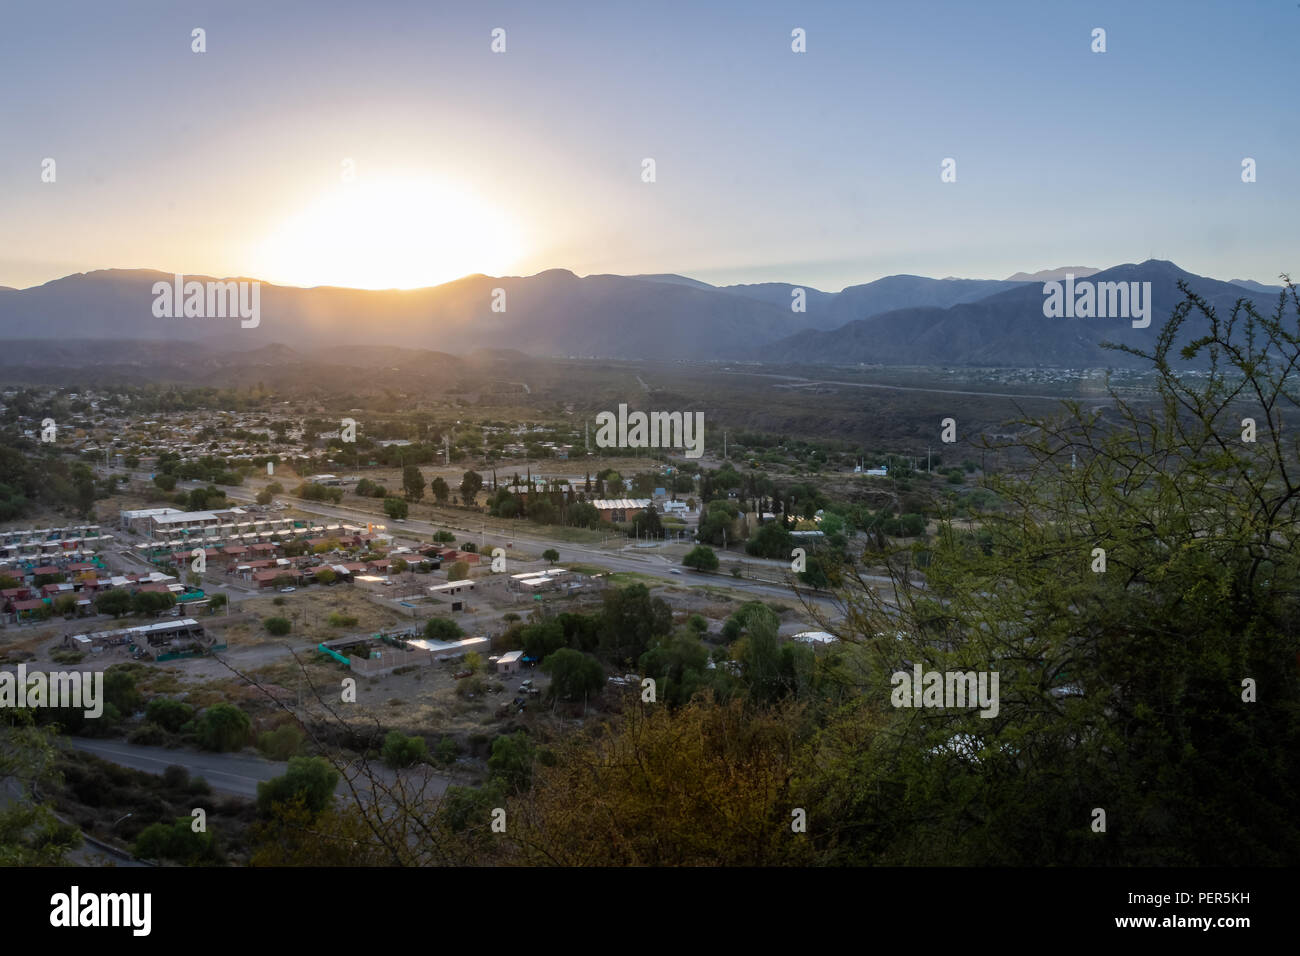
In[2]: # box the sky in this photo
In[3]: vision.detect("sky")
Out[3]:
[1,0,1296,292]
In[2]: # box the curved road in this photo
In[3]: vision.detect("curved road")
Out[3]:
[67,737,456,803]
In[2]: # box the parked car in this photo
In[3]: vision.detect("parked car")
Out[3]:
[279,586,296,593]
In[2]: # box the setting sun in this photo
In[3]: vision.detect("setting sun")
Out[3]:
[256,176,527,290]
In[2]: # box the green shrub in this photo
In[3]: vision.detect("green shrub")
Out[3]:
[145,697,194,733]
[425,617,463,641]
[256,756,339,817]
[257,724,305,760]
[455,676,488,699]
[683,545,718,571]
[127,723,168,746]
[434,736,460,765]
[381,731,428,769]
[162,765,190,790]
[195,703,251,752]
[133,817,220,865]
[103,666,142,715]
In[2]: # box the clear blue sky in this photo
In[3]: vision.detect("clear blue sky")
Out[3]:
[1,0,1295,290]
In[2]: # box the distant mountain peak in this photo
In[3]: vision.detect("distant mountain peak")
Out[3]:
[630,273,717,291]
[1005,266,1101,282]
[1229,278,1279,293]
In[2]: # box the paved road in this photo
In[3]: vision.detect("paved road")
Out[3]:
[722,369,1085,402]
[67,737,456,804]
[68,738,288,798]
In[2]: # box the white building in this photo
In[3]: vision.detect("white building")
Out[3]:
[497,649,524,674]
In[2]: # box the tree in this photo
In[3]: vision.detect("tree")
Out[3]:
[264,616,291,636]
[447,560,470,582]
[383,497,409,520]
[639,628,715,707]
[541,648,605,703]
[521,618,566,662]
[196,703,251,753]
[487,731,536,793]
[255,488,273,505]
[382,731,428,769]
[464,650,483,673]
[696,501,737,547]
[433,530,455,543]
[566,502,601,528]
[103,666,142,715]
[402,464,426,502]
[424,617,464,641]
[797,553,833,589]
[430,476,450,504]
[682,545,719,571]
[460,470,483,506]
[145,697,194,732]
[95,589,133,618]
[133,816,220,865]
[631,507,661,538]
[153,473,177,492]
[598,583,672,665]
[131,590,176,617]
[207,592,228,612]
[0,720,82,865]
[745,521,794,559]
[257,724,305,760]
[187,486,223,511]
[314,567,336,585]
[256,756,339,817]
[489,697,809,865]
[542,548,559,565]
[731,603,800,705]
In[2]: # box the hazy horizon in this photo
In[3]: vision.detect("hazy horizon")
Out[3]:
[0,257,1276,297]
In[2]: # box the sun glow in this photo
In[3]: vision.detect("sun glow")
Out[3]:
[257,177,527,290]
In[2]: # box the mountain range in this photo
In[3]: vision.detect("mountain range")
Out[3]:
[0,261,1287,369]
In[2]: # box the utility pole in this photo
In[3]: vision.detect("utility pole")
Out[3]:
[927,447,931,474]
